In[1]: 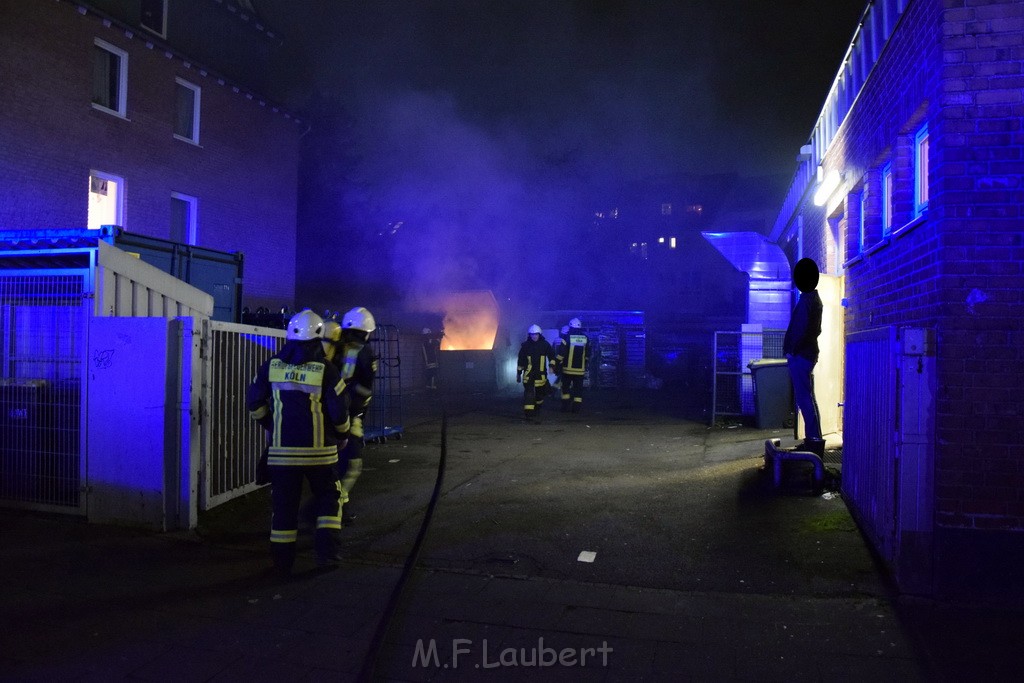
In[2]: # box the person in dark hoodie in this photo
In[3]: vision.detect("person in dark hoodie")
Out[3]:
[247,309,350,573]
[783,258,825,457]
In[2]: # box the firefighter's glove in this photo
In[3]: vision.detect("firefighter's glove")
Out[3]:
[516,372,522,384]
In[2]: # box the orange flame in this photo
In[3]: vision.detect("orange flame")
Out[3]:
[437,290,498,351]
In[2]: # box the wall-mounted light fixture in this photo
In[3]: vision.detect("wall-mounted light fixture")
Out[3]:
[813,168,842,207]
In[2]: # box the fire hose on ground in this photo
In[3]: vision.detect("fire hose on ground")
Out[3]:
[357,412,448,682]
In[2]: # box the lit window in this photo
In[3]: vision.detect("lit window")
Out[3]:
[88,171,124,229]
[174,78,201,144]
[914,124,929,218]
[92,39,128,116]
[170,193,198,244]
[882,163,893,238]
[140,0,167,37]
[858,190,867,254]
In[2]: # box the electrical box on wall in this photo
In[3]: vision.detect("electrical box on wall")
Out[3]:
[901,328,932,356]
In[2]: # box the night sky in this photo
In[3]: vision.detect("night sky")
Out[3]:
[251,0,868,314]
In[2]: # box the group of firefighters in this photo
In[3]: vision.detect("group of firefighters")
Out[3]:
[244,307,594,572]
[516,317,591,418]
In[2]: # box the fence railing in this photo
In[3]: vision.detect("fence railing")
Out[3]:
[711,329,786,424]
[201,320,285,510]
[0,272,88,513]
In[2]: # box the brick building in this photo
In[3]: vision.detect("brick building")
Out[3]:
[771,0,1023,604]
[0,0,302,310]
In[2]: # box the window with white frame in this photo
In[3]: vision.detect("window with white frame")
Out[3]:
[174,78,201,144]
[140,0,168,37]
[170,193,198,245]
[88,171,124,229]
[857,189,867,254]
[914,124,929,218]
[882,163,893,238]
[92,39,128,116]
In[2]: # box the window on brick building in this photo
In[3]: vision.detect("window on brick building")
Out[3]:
[92,39,128,117]
[882,163,893,238]
[857,189,867,255]
[174,78,201,144]
[170,193,198,245]
[914,124,929,218]
[88,171,124,230]
[140,0,168,38]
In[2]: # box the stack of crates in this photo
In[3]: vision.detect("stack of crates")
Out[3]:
[547,310,646,390]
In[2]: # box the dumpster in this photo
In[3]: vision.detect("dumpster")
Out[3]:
[747,359,794,429]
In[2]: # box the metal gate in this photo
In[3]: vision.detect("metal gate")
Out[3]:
[843,326,897,561]
[0,272,88,513]
[711,329,785,424]
[365,323,403,442]
[200,320,285,510]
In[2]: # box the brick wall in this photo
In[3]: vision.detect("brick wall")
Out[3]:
[0,0,300,310]
[933,0,1024,532]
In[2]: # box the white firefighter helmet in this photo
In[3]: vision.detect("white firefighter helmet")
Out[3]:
[342,306,376,334]
[287,309,324,341]
[528,324,542,335]
[569,317,582,329]
[422,327,432,335]
[561,325,569,335]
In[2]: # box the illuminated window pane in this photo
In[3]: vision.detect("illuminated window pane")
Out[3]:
[88,172,123,229]
[914,125,929,217]
[858,190,867,254]
[882,164,893,238]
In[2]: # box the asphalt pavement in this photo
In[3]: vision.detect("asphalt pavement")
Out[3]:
[1,388,1022,682]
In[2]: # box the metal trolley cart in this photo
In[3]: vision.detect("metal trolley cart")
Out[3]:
[364,323,403,442]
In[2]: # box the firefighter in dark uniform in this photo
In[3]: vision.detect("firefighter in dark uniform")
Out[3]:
[556,317,591,413]
[422,327,440,389]
[246,309,350,573]
[324,307,378,526]
[551,325,569,389]
[516,324,553,418]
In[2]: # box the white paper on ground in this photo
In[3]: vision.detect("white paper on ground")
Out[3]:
[577,551,597,563]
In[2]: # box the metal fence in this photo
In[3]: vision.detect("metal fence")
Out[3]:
[0,272,88,512]
[365,323,403,442]
[201,320,285,510]
[201,321,406,508]
[711,329,785,424]
[843,326,897,561]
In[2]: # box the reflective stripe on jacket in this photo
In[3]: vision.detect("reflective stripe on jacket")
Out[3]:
[247,348,350,466]
[558,333,590,376]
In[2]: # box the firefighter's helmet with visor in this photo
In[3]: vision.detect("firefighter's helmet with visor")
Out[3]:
[342,307,376,334]
[287,309,324,341]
